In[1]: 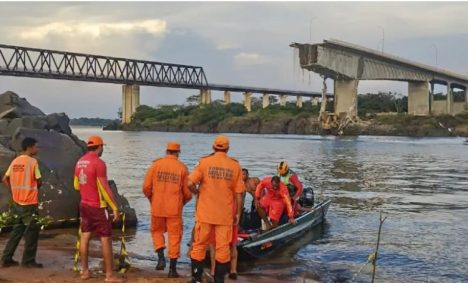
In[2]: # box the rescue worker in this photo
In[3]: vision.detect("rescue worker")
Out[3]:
[1,137,43,268]
[254,176,296,230]
[276,161,303,207]
[226,168,261,280]
[188,135,245,283]
[242,168,260,198]
[142,142,192,278]
[73,135,123,282]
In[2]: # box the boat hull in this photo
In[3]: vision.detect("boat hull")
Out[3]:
[237,199,331,259]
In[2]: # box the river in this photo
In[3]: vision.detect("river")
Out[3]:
[71,127,468,283]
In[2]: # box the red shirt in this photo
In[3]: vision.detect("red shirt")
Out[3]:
[74,151,117,211]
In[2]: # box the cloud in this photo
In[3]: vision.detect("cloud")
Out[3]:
[234,52,271,66]
[19,19,167,40]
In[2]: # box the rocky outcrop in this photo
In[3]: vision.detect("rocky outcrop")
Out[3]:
[0,91,137,228]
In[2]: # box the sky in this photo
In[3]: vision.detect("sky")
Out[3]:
[0,1,468,118]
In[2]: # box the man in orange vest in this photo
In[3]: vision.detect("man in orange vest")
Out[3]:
[188,135,245,283]
[142,142,192,278]
[73,136,123,282]
[1,137,43,268]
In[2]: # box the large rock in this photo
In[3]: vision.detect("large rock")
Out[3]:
[5,116,48,136]
[46,113,72,135]
[0,144,16,212]
[0,92,138,228]
[0,91,45,118]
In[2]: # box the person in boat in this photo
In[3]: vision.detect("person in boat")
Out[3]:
[187,135,245,283]
[242,168,261,198]
[254,176,296,230]
[276,161,303,205]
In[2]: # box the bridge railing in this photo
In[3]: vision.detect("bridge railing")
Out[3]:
[0,44,208,88]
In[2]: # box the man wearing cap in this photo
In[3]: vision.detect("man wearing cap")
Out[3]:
[73,135,123,282]
[1,137,43,268]
[142,142,191,278]
[188,135,245,283]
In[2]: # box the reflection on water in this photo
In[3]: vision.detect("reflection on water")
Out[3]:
[72,127,468,282]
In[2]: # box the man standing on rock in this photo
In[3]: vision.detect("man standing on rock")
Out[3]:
[1,137,43,268]
[142,142,192,278]
[188,135,245,283]
[73,135,123,282]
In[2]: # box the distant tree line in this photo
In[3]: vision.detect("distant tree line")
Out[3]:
[70,117,119,126]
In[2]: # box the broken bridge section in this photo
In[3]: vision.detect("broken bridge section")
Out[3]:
[291,39,468,117]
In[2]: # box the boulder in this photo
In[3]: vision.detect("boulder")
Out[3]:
[0,144,16,212]
[0,120,8,135]
[0,91,45,118]
[46,113,72,135]
[109,180,137,227]
[0,92,138,229]
[5,116,48,136]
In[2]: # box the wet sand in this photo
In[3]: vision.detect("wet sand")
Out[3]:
[0,230,312,283]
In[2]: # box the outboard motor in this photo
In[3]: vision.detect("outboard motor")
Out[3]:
[299,187,315,208]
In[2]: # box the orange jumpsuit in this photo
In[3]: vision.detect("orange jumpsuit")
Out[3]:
[143,155,192,259]
[189,152,245,263]
[255,177,293,222]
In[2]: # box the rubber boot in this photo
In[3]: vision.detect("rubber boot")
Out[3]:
[214,261,230,283]
[155,248,166,270]
[168,258,179,278]
[187,259,203,283]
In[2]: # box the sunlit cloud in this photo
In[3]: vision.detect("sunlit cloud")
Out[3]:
[19,19,168,40]
[234,52,270,66]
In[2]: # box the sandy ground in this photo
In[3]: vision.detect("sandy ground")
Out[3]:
[0,230,312,283]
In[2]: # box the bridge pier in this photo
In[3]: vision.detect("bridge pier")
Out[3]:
[200,89,212,104]
[408,81,430,115]
[311,97,318,106]
[243,92,252,112]
[279,95,287,106]
[122,84,140,124]
[262,93,270,109]
[223,91,231,104]
[296,96,303,108]
[447,83,453,114]
[334,80,358,118]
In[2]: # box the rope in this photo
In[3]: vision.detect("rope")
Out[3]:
[72,222,81,272]
[117,212,131,273]
[349,251,376,283]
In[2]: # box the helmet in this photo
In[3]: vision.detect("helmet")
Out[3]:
[277,161,289,175]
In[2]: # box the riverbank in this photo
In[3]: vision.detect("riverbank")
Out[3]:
[106,112,468,137]
[0,229,306,283]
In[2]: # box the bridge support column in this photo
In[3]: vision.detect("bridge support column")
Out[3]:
[223,91,231,104]
[262,93,270,109]
[311,97,318,106]
[334,80,358,118]
[243,92,252,112]
[408,81,430,115]
[447,83,453,114]
[122,84,140,124]
[200,89,211,104]
[280,95,287,106]
[296,96,303,108]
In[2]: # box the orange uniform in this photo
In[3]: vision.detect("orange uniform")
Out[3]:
[143,154,192,259]
[255,177,293,222]
[189,151,245,263]
[5,155,41,205]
